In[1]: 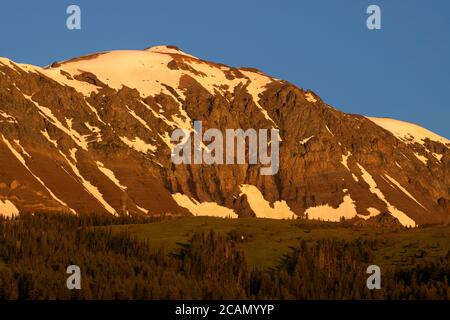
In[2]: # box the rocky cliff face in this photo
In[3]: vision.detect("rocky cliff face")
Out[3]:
[0,45,449,226]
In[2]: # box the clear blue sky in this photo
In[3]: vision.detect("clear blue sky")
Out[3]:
[1,0,449,138]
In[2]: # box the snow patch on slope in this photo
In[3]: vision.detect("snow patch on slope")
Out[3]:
[84,122,101,133]
[1,134,76,214]
[0,111,17,123]
[172,193,237,218]
[341,152,351,171]
[0,200,19,217]
[240,70,276,126]
[14,140,31,158]
[299,135,314,145]
[13,61,99,96]
[96,161,127,191]
[367,117,449,147]
[357,164,416,227]
[432,153,443,161]
[125,105,152,131]
[414,152,428,165]
[357,207,381,220]
[41,130,58,148]
[120,136,156,154]
[58,150,117,216]
[305,194,358,221]
[23,95,89,150]
[305,92,317,103]
[384,174,426,209]
[136,205,149,214]
[239,184,295,219]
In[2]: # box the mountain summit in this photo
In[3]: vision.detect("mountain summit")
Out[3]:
[0,46,449,226]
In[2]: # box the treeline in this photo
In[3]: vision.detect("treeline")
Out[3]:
[0,213,449,299]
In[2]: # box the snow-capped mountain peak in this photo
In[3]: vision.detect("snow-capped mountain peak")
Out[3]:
[0,47,449,226]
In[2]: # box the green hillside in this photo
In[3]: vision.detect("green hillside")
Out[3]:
[109,217,450,269]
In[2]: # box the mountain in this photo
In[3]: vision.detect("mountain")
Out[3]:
[0,45,449,226]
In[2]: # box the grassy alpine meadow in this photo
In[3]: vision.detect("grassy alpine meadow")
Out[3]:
[107,216,450,270]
